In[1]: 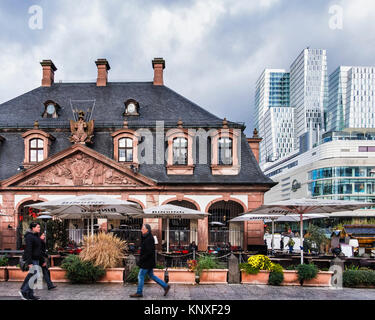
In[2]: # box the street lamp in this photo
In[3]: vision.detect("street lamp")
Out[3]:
[38,213,52,253]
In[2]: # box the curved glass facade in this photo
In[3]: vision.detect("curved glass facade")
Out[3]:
[308,166,375,204]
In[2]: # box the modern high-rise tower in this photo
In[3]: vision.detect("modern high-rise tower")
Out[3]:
[290,48,328,151]
[327,66,375,132]
[254,69,292,165]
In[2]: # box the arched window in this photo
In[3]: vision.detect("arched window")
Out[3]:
[218,137,232,165]
[118,138,133,162]
[173,137,188,165]
[29,138,44,162]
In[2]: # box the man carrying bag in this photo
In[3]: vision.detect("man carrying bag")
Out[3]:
[19,222,43,300]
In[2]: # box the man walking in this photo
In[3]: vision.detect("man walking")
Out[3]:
[39,232,57,290]
[19,222,42,300]
[130,224,170,298]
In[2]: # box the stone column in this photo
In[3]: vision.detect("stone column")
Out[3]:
[198,216,208,251]
[145,194,162,251]
[1,193,16,250]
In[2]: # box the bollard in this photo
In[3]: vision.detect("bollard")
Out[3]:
[124,254,136,283]
[228,254,240,284]
[329,256,344,288]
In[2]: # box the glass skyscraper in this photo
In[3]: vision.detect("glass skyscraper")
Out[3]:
[254,69,292,165]
[290,48,328,150]
[327,66,375,132]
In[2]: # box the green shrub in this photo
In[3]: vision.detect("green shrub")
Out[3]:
[270,263,283,273]
[61,254,105,284]
[268,271,284,286]
[343,270,375,287]
[285,264,296,270]
[296,264,318,285]
[345,264,359,271]
[0,255,8,267]
[196,255,221,275]
[239,262,260,275]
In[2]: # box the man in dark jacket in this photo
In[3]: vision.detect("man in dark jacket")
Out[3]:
[19,222,42,300]
[130,224,170,298]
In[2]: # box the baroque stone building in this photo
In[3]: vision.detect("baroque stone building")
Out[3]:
[0,58,275,251]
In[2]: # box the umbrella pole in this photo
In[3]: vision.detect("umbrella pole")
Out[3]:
[300,213,303,264]
[91,213,94,236]
[271,219,275,253]
[87,219,89,237]
[167,218,169,254]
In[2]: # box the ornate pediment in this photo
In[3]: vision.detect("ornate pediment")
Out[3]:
[12,152,145,187]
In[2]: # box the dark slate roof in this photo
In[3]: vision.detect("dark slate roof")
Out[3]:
[0,82,275,186]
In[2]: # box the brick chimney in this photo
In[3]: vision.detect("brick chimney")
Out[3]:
[247,128,262,163]
[40,60,57,87]
[152,58,165,86]
[95,58,111,87]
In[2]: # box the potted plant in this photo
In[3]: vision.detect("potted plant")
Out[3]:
[296,263,318,285]
[268,263,284,286]
[60,254,105,284]
[79,233,127,283]
[196,254,228,284]
[0,256,8,281]
[240,254,273,284]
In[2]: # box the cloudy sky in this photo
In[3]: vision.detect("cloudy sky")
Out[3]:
[0,0,374,135]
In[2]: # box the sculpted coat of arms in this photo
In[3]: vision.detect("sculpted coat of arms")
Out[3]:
[69,110,94,144]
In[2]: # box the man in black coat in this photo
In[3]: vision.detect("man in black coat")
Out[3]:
[130,224,170,298]
[19,222,43,300]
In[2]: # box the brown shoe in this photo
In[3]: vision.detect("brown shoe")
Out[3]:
[130,293,143,298]
[164,285,170,296]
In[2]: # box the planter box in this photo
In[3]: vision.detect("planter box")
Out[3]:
[97,268,125,283]
[281,270,300,286]
[7,266,28,281]
[199,269,228,284]
[0,267,7,282]
[49,267,69,283]
[167,268,196,284]
[303,271,333,287]
[241,270,269,284]
[241,269,333,286]
[145,269,165,284]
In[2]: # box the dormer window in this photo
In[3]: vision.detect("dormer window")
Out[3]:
[124,99,139,116]
[210,123,240,175]
[22,126,55,168]
[42,100,59,118]
[118,138,133,162]
[166,120,195,175]
[112,127,139,168]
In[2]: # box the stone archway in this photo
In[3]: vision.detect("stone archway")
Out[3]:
[207,200,245,249]
[163,200,198,249]
[16,200,43,249]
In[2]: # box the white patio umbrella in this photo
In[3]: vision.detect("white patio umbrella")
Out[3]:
[230,213,327,252]
[237,198,372,264]
[133,204,209,253]
[26,195,143,236]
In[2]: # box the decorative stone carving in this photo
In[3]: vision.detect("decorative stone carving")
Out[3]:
[18,152,139,187]
[69,111,94,144]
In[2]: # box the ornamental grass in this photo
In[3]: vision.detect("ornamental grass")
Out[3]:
[79,232,128,269]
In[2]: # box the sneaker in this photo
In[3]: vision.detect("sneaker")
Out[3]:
[129,293,143,298]
[48,285,57,290]
[18,291,29,300]
[164,285,170,296]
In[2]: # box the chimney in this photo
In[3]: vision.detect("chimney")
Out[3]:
[95,58,111,87]
[247,128,262,163]
[40,60,57,87]
[152,58,165,86]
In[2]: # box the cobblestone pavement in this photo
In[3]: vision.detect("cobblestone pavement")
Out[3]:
[0,282,375,300]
